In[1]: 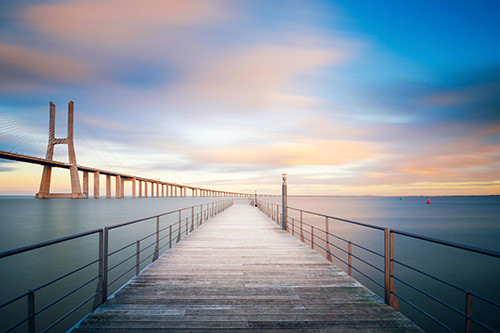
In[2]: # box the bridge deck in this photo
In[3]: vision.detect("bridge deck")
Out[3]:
[74,203,420,332]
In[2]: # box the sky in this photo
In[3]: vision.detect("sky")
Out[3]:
[1,0,499,196]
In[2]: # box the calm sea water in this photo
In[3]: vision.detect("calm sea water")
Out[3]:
[0,195,499,332]
[261,195,500,332]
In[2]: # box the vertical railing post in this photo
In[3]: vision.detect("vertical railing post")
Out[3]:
[185,218,188,235]
[136,240,140,275]
[311,226,314,249]
[325,217,331,262]
[177,210,182,242]
[348,241,352,276]
[102,227,109,303]
[191,207,195,231]
[389,231,399,310]
[169,225,172,249]
[201,205,203,225]
[153,216,159,261]
[300,210,304,242]
[465,291,473,333]
[27,290,35,333]
[292,218,295,236]
[384,228,390,305]
[281,174,287,231]
[93,229,104,310]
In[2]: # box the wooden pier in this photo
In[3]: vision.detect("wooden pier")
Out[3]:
[74,203,421,331]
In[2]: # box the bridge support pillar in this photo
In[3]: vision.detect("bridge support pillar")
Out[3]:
[121,178,125,198]
[132,178,136,198]
[36,101,85,199]
[115,176,120,198]
[83,172,89,198]
[94,172,99,198]
[106,175,111,198]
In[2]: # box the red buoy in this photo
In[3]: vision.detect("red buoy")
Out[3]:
[426,197,431,204]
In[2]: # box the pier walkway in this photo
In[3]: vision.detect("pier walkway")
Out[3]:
[74,203,420,331]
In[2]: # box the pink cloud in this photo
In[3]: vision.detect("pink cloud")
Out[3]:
[0,44,88,86]
[24,0,234,46]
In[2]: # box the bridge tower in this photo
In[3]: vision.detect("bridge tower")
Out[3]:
[36,101,85,198]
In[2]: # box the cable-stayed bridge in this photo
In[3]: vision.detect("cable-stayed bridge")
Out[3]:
[0,101,250,198]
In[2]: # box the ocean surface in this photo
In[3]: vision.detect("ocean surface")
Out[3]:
[0,195,499,332]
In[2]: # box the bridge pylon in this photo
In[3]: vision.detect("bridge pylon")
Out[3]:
[36,101,85,199]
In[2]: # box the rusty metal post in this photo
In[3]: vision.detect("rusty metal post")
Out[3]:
[326,216,332,262]
[465,291,473,333]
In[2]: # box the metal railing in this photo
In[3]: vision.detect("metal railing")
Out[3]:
[256,199,500,333]
[0,199,233,333]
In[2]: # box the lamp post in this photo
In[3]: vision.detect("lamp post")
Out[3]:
[282,174,287,231]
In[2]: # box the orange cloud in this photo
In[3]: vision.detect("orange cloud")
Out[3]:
[24,0,233,46]
[187,139,380,167]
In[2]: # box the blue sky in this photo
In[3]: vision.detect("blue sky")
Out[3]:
[0,0,499,195]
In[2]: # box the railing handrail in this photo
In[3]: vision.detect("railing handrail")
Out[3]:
[255,197,500,333]
[0,228,102,259]
[107,203,209,230]
[391,228,500,259]
[263,199,500,257]
[0,198,233,333]
[285,205,386,230]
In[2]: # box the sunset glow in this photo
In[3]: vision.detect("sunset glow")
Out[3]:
[1,0,499,195]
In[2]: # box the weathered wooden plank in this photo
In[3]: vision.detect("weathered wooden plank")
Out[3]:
[73,203,421,332]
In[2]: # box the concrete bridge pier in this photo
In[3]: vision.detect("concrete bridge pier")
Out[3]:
[106,175,111,198]
[94,172,99,198]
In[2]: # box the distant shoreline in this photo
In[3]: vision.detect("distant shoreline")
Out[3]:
[1,194,499,198]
